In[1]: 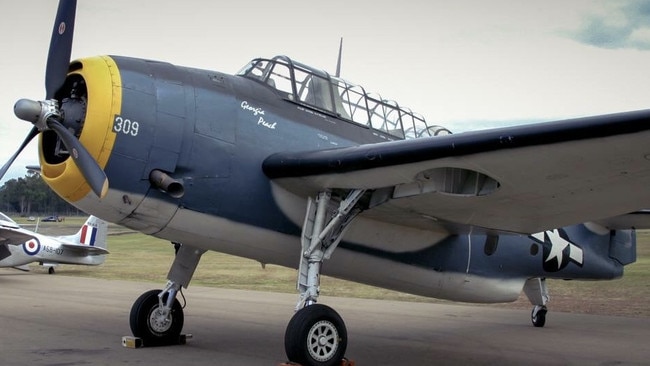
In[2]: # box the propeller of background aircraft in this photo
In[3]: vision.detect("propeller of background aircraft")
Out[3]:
[0,0,107,198]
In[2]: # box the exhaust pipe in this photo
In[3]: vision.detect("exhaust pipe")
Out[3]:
[149,169,184,198]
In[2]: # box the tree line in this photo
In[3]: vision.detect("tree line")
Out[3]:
[0,172,81,216]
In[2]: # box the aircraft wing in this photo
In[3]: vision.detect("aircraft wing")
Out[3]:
[0,226,37,246]
[60,243,110,256]
[595,210,650,230]
[263,110,650,234]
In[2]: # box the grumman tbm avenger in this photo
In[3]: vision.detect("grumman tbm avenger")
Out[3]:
[2,1,650,365]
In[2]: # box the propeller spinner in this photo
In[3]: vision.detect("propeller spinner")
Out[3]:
[0,0,108,198]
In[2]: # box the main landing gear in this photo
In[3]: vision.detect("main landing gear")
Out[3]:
[127,189,368,366]
[284,189,366,366]
[130,289,184,346]
[129,243,205,346]
[524,277,549,328]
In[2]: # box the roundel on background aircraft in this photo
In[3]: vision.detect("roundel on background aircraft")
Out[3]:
[23,239,41,256]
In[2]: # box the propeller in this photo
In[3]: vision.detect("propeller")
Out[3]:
[0,0,108,198]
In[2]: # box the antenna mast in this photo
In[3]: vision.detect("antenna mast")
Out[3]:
[335,38,343,77]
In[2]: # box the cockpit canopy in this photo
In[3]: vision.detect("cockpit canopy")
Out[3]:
[238,56,450,140]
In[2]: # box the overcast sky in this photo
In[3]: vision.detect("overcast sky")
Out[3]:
[2,0,650,182]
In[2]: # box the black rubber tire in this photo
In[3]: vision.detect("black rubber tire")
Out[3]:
[48,267,55,275]
[129,289,184,346]
[532,306,547,328]
[285,304,347,366]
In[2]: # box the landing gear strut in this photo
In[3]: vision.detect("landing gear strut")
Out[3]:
[284,189,365,366]
[129,243,205,346]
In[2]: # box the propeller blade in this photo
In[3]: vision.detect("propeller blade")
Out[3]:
[45,0,77,99]
[4,1,106,198]
[47,119,108,198]
[0,127,39,182]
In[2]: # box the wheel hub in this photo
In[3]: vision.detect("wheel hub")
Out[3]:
[308,320,339,362]
[149,307,173,334]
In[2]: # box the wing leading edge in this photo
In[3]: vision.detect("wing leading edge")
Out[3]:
[263,110,650,234]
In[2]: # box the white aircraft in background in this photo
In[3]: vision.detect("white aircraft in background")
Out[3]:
[0,213,109,274]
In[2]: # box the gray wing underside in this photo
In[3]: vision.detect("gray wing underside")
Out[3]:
[264,110,650,234]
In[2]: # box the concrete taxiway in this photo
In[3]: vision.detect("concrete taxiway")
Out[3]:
[1,269,649,366]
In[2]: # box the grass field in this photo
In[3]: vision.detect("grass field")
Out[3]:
[16,216,650,317]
